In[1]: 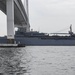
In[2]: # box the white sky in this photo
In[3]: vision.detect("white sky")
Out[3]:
[28,0,75,33]
[0,0,75,36]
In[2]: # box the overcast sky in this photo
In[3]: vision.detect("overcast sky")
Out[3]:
[0,0,75,36]
[28,0,75,33]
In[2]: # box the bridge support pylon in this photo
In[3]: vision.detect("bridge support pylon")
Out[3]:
[6,0,14,44]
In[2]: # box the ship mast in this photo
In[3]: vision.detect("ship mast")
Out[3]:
[69,24,73,35]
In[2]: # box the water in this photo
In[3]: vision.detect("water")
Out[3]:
[0,46,75,75]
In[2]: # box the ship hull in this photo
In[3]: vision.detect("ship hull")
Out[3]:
[15,37,75,46]
[0,37,75,46]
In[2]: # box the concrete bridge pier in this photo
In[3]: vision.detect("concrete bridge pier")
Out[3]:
[6,0,14,44]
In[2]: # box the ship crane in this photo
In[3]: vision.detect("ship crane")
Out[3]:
[50,25,74,36]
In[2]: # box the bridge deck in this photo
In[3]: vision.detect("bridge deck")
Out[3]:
[0,0,28,26]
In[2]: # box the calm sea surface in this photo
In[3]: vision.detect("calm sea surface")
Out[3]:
[0,46,75,75]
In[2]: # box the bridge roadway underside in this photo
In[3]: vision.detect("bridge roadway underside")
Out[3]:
[0,0,28,26]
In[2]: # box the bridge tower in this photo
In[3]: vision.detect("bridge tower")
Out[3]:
[0,0,30,44]
[6,0,14,44]
[24,0,30,32]
[6,0,30,43]
[24,0,29,18]
[19,0,30,32]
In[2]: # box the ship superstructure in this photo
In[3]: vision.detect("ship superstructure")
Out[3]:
[11,25,75,46]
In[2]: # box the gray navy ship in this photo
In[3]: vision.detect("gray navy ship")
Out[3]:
[0,25,75,46]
